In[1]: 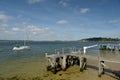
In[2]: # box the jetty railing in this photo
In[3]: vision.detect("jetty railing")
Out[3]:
[99,44,120,51]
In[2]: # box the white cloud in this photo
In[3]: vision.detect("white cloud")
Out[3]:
[0,13,12,29]
[1,23,8,27]
[57,20,68,24]
[12,27,21,31]
[0,29,15,36]
[27,0,44,4]
[80,8,90,14]
[59,0,68,7]
[26,25,50,35]
[25,25,56,40]
[16,14,23,19]
[11,25,51,35]
[2,25,55,40]
[0,13,11,23]
[108,19,120,24]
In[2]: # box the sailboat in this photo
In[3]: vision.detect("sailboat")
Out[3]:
[12,41,30,51]
[12,29,30,51]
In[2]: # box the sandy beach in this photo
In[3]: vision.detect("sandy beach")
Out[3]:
[0,55,119,80]
[41,56,120,80]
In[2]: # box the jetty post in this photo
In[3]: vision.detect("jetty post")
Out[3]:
[98,48,105,77]
[61,55,67,71]
[80,45,97,71]
[98,60,105,77]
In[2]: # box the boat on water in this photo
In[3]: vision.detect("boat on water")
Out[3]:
[12,45,30,50]
[12,40,30,51]
[12,29,30,51]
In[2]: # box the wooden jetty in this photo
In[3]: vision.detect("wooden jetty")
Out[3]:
[45,45,97,74]
[45,44,120,79]
[99,44,120,51]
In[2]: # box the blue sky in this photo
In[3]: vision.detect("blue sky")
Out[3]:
[0,0,120,41]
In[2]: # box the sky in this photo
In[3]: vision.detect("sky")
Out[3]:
[0,0,120,41]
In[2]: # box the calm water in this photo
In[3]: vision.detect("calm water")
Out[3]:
[0,40,120,77]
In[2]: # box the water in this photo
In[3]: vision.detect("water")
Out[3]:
[0,40,120,77]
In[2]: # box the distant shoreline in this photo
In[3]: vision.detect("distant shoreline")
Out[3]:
[0,37,120,42]
[79,37,120,42]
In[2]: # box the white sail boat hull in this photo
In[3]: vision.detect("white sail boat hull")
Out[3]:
[13,46,30,51]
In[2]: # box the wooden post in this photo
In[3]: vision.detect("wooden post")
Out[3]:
[48,58,55,68]
[57,51,60,55]
[45,53,48,57]
[51,57,58,74]
[78,49,81,54]
[46,58,51,71]
[83,57,87,70]
[62,55,66,71]
[98,60,105,77]
[101,61,105,74]
[98,52,102,77]
[70,56,74,66]
[45,53,51,71]
[83,47,87,57]
[98,59,101,77]
[46,58,55,72]
[79,57,83,72]
[79,57,87,72]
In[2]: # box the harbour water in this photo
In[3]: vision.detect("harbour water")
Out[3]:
[0,40,120,78]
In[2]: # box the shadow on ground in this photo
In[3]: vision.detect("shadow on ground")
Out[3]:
[87,64,120,80]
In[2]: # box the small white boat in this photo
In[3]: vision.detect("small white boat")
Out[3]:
[12,46,30,51]
[13,29,30,51]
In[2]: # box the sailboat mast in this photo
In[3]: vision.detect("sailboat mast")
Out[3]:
[24,28,26,46]
[24,38,26,46]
